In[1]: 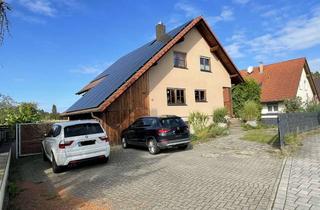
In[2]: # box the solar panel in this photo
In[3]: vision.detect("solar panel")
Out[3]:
[66,20,192,113]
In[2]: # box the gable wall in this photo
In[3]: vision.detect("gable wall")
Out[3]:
[148,28,232,118]
[296,68,314,104]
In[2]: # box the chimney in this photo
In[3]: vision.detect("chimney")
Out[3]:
[156,21,166,41]
[259,62,264,74]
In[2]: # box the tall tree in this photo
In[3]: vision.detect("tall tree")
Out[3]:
[0,0,10,44]
[52,104,57,115]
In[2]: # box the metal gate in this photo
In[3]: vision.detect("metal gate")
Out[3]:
[16,123,53,158]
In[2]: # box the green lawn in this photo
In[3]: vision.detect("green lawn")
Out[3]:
[241,129,278,144]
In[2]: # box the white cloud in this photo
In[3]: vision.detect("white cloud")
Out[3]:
[73,66,103,75]
[71,62,112,75]
[12,10,46,24]
[233,0,250,5]
[226,6,320,61]
[207,6,234,25]
[225,43,244,58]
[174,2,201,18]
[19,0,56,17]
[309,58,320,71]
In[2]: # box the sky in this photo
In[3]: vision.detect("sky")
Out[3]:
[1,0,320,112]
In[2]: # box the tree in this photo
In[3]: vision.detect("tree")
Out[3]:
[52,104,57,115]
[232,79,261,117]
[312,71,320,78]
[284,97,304,113]
[0,0,10,44]
[50,104,59,120]
[5,103,41,125]
[0,93,15,125]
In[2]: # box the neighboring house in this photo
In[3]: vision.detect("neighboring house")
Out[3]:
[312,76,320,97]
[63,16,243,144]
[240,58,319,125]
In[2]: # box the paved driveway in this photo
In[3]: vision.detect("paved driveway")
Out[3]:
[273,133,320,210]
[11,126,283,210]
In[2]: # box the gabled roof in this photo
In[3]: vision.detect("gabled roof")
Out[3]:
[65,16,243,115]
[240,58,319,103]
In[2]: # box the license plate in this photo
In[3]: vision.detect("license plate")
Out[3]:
[79,140,95,146]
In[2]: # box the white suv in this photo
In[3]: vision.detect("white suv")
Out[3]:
[42,120,110,173]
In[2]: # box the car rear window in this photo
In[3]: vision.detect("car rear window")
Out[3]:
[160,117,186,128]
[64,123,104,138]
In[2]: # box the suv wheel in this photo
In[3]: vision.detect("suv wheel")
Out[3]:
[122,137,128,149]
[51,153,63,173]
[178,143,189,150]
[148,139,159,155]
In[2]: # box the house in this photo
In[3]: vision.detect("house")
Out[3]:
[240,58,319,125]
[63,16,243,144]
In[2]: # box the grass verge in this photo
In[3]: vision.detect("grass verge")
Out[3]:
[241,129,278,145]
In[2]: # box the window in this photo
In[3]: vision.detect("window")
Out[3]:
[195,90,207,102]
[267,104,278,113]
[200,56,211,72]
[142,118,157,127]
[160,117,186,128]
[174,52,187,68]
[64,123,104,138]
[52,125,62,137]
[167,88,186,105]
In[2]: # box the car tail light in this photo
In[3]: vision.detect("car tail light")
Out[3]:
[158,129,170,136]
[99,136,109,142]
[59,140,74,149]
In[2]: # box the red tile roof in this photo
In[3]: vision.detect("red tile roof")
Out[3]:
[240,58,307,103]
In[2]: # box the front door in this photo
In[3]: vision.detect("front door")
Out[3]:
[223,87,233,116]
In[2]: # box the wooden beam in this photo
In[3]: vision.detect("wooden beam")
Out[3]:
[210,45,219,52]
[176,37,185,44]
[230,74,238,78]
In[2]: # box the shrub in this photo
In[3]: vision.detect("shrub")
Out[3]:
[305,101,320,112]
[192,124,228,141]
[284,97,304,113]
[188,111,209,133]
[232,79,261,117]
[240,100,260,121]
[212,108,228,123]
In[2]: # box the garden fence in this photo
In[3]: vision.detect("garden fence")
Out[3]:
[278,112,320,147]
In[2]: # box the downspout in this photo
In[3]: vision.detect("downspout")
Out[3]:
[91,112,102,123]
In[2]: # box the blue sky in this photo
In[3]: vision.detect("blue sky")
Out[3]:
[1,0,320,112]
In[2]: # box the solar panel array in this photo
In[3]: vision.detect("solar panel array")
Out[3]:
[66,20,192,113]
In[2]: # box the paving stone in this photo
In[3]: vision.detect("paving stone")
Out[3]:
[14,124,283,210]
[273,133,320,210]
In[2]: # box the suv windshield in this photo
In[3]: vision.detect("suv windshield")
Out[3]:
[64,123,104,138]
[160,117,186,128]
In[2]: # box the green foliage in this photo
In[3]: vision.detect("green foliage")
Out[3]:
[188,111,209,133]
[232,79,261,117]
[241,129,278,144]
[305,101,320,112]
[240,100,261,121]
[0,94,16,125]
[50,104,60,120]
[191,124,229,142]
[5,103,41,125]
[284,97,304,113]
[212,108,228,123]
